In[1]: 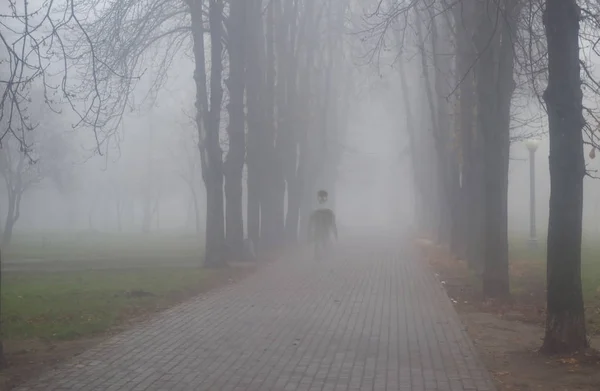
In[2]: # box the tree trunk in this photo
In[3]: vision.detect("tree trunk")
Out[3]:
[0,247,4,368]
[260,1,285,250]
[541,0,588,354]
[453,0,483,267]
[244,0,265,248]
[283,1,301,243]
[224,0,247,260]
[474,0,514,298]
[189,0,226,268]
[116,198,123,232]
[191,189,202,235]
[2,190,20,248]
[416,11,456,246]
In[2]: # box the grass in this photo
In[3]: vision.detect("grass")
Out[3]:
[3,268,215,340]
[4,232,203,263]
[0,232,224,342]
[508,236,600,333]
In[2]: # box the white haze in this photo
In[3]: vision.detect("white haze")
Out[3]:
[5,4,600,245]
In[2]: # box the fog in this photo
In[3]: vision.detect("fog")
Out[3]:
[3,0,600,252]
[4,53,598,242]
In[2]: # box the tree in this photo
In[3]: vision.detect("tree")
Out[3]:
[223,0,247,259]
[0,139,42,247]
[0,118,73,247]
[363,0,524,299]
[197,0,226,266]
[244,0,266,248]
[473,0,521,298]
[540,0,588,354]
[173,122,204,235]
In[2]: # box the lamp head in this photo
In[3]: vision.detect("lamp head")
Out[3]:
[524,138,541,152]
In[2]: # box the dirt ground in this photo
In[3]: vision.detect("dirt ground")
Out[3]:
[417,239,600,391]
[0,262,258,391]
[463,312,600,391]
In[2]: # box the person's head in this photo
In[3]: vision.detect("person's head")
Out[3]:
[317,190,328,204]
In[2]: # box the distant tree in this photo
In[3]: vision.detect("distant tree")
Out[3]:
[172,121,204,235]
[0,122,73,247]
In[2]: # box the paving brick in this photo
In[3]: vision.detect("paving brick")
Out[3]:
[14,235,495,391]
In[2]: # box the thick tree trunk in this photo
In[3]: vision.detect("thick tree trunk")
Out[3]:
[483,6,515,296]
[224,0,247,260]
[453,0,483,267]
[189,0,226,268]
[541,0,588,354]
[474,0,513,298]
[204,0,226,267]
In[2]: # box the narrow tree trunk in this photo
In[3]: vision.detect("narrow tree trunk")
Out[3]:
[191,189,202,235]
[541,0,588,354]
[283,0,304,243]
[224,0,247,260]
[2,191,19,248]
[0,247,4,368]
[244,0,265,248]
[416,12,455,246]
[116,198,123,232]
[260,1,285,250]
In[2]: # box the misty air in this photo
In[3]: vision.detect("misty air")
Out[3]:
[0,0,599,390]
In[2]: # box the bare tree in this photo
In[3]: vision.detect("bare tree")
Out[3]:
[0,139,41,246]
[540,0,588,354]
[223,0,247,259]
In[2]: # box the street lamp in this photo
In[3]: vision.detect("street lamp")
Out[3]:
[525,138,541,249]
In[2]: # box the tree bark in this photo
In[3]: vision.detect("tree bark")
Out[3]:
[224,0,247,260]
[0,247,4,368]
[244,0,266,249]
[541,0,588,354]
[473,0,515,298]
[256,1,286,250]
[2,189,21,248]
[189,0,226,268]
[453,0,483,267]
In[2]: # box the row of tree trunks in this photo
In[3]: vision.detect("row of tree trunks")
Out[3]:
[191,0,348,261]
[407,0,589,354]
[409,0,515,298]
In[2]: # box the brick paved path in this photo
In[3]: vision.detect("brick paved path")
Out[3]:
[16,236,495,391]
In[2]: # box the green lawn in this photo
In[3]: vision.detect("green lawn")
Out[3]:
[4,232,203,262]
[509,236,600,333]
[1,233,220,341]
[3,268,215,340]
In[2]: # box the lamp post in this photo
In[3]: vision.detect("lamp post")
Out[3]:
[524,138,541,249]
